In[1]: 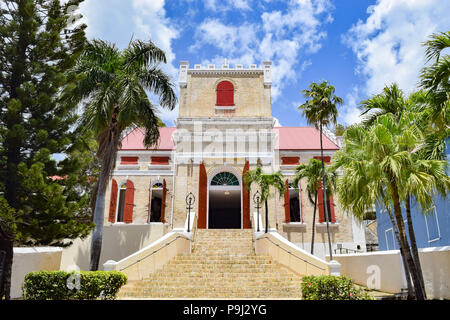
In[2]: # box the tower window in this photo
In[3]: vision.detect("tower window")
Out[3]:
[216,81,234,106]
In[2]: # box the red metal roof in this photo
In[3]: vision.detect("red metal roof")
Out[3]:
[274,127,339,150]
[120,126,339,151]
[121,127,176,150]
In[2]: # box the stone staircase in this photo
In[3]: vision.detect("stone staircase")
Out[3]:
[118,229,303,299]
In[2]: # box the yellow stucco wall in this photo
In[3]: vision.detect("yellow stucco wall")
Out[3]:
[179,73,271,118]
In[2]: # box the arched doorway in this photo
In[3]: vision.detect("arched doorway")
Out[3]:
[208,171,242,229]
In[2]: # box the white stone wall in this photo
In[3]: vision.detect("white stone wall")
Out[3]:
[60,224,168,271]
[11,247,62,299]
[327,246,450,299]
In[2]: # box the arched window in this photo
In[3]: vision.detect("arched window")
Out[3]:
[284,180,302,223]
[211,172,239,186]
[216,81,234,106]
[116,183,127,222]
[149,180,167,223]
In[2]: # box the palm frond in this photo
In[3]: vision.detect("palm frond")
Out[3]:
[423,31,450,63]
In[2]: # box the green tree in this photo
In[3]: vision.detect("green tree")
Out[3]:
[298,81,343,260]
[357,83,450,299]
[359,83,408,126]
[293,159,336,255]
[64,39,177,270]
[332,112,450,300]
[0,0,96,299]
[0,197,19,300]
[244,165,286,233]
[334,124,346,136]
[420,31,450,132]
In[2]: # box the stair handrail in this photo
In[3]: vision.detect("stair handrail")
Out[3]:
[103,231,191,280]
[117,235,186,272]
[252,211,263,253]
[251,211,340,276]
[189,210,198,251]
[256,235,327,271]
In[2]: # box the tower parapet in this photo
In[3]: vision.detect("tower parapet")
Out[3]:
[177,61,272,119]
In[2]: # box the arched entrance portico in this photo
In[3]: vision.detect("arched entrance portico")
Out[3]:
[207,169,242,229]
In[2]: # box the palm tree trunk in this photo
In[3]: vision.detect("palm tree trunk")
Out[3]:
[89,169,108,271]
[90,127,120,271]
[319,123,333,260]
[391,182,425,300]
[405,195,427,299]
[386,206,414,299]
[311,192,317,255]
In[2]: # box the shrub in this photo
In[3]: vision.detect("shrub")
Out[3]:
[22,271,127,300]
[301,275,373,300]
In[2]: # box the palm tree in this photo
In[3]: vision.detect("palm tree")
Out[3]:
[244,165,286,233]
[357,83,450,298]
[332,112,450,300]
[420,31,450,131]
[293,159,336,255]
[64,39,177,270]
[359,83,407,126]
[298,81,343,260]
[358,84,423,296]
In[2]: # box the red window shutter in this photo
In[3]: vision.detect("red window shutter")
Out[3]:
[299,184,304,223]
[284,179,290,223]
[123,180,134,224]
[317,186,325,223]
[108,179,118,223]
[281,157,299,165]
[317,185,335,223]
[216,81,234,106]
[198,162,207,229]
[161,179,167,223]
[151,156,169,165]
[313,156,331,164]
[121,157,138,165]
[330,195,336,223]
[242,161,251,229]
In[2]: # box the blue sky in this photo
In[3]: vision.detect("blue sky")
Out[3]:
[77,0,450,128]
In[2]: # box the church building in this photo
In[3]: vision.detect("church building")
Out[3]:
[103,61,366,259]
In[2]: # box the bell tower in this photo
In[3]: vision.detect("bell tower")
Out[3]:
[172,61,277,230]
[177,61,273,119]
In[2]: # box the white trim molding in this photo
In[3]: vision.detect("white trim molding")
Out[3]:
[282,222,307,233]
[112,170,174,176]
[316,223,339,233]
[117,165,140,171]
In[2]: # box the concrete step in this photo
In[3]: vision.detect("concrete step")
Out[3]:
[118,229,303,299]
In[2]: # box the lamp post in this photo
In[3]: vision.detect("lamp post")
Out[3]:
[253,190,261,232]
[185,192,195,233]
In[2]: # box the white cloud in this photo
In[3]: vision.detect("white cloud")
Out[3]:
[131,0,179,76]
[191,0,334,100]
[131,0,180,124]
[340,86,364,125]
[204,0,252,12]
[79,0,180,124]
[342,0,450,124]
